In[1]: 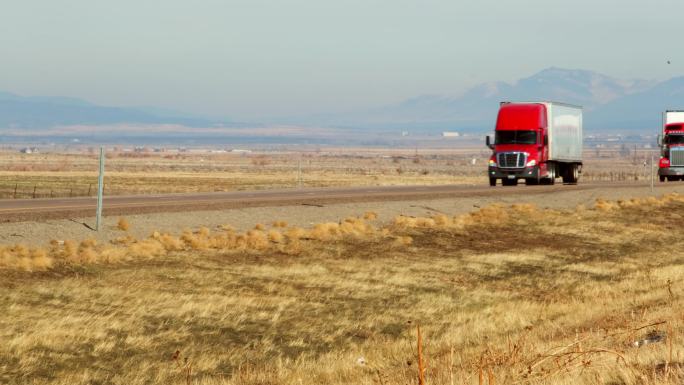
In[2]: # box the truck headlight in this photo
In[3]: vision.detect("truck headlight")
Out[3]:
[489,159,497,167]
[526,159,536,167]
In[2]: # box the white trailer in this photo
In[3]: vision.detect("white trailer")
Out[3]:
[538,102,583,162]
[664,110,684,126]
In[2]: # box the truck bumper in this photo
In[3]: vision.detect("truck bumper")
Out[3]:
[658,167,684,176]
[488,166,540,180]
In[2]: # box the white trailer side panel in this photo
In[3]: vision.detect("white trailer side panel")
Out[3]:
[665,111,684,125]
[545,103,582,162]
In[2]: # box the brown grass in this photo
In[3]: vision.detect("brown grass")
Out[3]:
[363,211,378,220]
[0,149,489,199]
[4,193,684,384]
[0,146,658,199]
[272,220,288,228]
[117,217,131,231]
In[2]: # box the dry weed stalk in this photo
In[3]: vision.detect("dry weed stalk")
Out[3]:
[417,325,426,385]
[478,358,484,385]
[448,345,455,385]
[171,350,192,385]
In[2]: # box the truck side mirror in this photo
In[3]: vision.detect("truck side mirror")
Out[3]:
[543,135,548,146]
[486,135,494,150]
[657,134,662,146]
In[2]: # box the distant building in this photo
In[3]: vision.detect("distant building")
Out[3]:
[20,147,38,154]
[442,131,460,137]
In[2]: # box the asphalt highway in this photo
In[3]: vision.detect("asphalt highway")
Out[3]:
[0,181,649,222]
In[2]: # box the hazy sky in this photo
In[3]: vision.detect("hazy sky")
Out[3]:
[0,0,682,119]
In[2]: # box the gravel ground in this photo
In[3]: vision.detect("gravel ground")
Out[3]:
[2,183,683,246]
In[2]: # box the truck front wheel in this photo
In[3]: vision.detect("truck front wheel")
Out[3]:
[660,175,666,182]
[541,165,556,185]
[489,177,496,186]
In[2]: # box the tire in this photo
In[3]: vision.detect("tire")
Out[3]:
[562,164,579,184]
[668,176,678,182]
[489,177,496,187]
[561,168,571,184]
[660,175,666,182]
[542,164,556,185]
[502,178,518,186]
[525,178,539,185]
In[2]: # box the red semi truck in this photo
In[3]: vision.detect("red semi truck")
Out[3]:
[658,110,684,182]
[486,102,583,186]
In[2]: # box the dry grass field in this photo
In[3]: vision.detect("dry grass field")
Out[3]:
[2,193,684,384]
[0,147,658,198]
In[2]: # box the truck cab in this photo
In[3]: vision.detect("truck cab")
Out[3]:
[486,102,582,186]
[658,111,684,181]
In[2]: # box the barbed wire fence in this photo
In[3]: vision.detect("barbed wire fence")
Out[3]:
[0,182,98,199]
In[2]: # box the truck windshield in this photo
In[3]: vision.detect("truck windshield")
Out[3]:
[495,131,537,145]
[666,135,684,145]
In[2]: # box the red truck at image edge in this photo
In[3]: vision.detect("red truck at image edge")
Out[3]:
[657,110,684,182]
[486,101,583,186]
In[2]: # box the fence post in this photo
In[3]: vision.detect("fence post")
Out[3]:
[13,184,17,199]
[651,154,654,193]
[297,155,302,189]
[96,147,105,231]
[32,186,36,199]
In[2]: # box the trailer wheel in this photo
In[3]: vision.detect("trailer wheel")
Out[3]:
[489,177,496,187]
[668,176,678,182]
[562,164,579,184]
[502,179,518,186]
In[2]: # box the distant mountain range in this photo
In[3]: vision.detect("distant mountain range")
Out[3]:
[2,67,684,134]
[308,67,684,133]
[0,91,225,129]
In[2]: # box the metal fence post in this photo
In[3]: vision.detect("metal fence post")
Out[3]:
[651,154,654,193]
[96,147,105,231]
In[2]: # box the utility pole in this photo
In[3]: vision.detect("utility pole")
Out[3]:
[633,144,637,165]
[96,146,105,231]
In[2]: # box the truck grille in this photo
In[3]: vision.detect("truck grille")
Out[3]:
[497,152,527,168]
[671,148,684,166]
